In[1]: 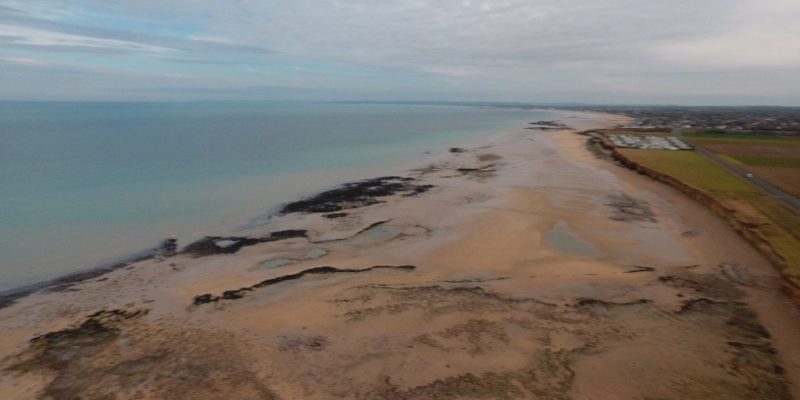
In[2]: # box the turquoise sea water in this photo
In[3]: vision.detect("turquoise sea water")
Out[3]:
[0,102,553,290]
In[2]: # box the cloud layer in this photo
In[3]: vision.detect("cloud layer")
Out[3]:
[1,0,798,104]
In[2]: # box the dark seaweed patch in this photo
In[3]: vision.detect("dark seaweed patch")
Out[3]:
[606,194,657,223]
[193,265,416,305]
[624,266,655,273]
[279,176,432,214]
[181,229,307,257]
[574,298,653,308]
[525,120,570,131]
[323,212,349,219]
[29,309,148,346]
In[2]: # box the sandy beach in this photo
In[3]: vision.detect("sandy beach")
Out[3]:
[1,111,798,399]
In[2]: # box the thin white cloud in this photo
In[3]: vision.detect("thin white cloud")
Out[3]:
[0,24,174,53]
[0,55,44,65]
[0,0,798,104]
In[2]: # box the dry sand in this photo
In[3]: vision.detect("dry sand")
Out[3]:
[1,111,798,400]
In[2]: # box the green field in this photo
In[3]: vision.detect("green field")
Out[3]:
[688,129,797,141]
[683,131,800,199]
[620,151,755,193]
[729,155,800,168]
[619,148,800,285]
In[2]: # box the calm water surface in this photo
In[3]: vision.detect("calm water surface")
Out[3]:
[0,102,554,290]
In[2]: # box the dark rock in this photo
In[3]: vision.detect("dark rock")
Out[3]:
[406,184,434,196]
[181,230,308,257]
[606,194,657,223]
[323,212,349,219]
[574,298,652,308]
[193,265,416,305]
[624,266,655,273]
[159,238,178,257]
[526,121,570,130]
[268,230,308,241]
[30,309,148,345]
[193,294,215,305]
[279,176,433,214]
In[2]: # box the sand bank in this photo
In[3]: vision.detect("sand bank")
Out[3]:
[1,111,798,399]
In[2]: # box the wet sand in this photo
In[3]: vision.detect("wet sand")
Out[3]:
[1,111,798,399]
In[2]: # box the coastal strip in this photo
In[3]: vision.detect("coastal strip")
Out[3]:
[586,130,800,303]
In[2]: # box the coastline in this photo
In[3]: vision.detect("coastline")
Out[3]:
[0,110,545,302]
[0,102,545,292]
[589,132,800,298]
[1,110,798,399]
[0,239,177,310]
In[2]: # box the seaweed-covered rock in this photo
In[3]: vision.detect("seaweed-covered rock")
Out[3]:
[181,230,307,257]
[280,176,433,214]
[193,265,416,305]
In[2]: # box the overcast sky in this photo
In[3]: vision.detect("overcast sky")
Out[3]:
[1,0,798,105]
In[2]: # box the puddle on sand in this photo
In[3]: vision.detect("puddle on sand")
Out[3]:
[257,247,330,270]
[260,258,294,269]
[305,247,329,259]
[545,220,599,257]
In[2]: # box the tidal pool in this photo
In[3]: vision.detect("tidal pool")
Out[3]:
[544,220,599,257]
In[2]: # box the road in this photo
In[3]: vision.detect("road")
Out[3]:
[672,128,800,214]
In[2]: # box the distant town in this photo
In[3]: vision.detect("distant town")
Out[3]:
[573,106,800,134]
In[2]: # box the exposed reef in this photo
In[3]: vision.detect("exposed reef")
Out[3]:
[606,193,657,223]
[279,176,433,214]
[28,309,149,346]
[624,266,656,273]
[193,265,416,305]
[181,230,308,257]
[526,121,570,130]
[4,309,150,399]
[3,308,278,399]
[322,212,349,219]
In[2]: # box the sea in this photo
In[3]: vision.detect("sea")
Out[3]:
[0,101,556,291]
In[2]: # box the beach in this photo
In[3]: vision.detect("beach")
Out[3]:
[1,110,798,399]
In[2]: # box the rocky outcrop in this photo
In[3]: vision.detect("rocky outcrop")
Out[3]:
[193,265,416,305]
[181,230,307,257]
[279,176,433,214]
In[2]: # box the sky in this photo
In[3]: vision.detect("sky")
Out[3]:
[0,0,799,105]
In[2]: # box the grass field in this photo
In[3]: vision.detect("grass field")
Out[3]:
[689,129,799,140]
[618,148,800,285]
[728,155,800,168]
[684,132,800,199]
[747,167,800,198]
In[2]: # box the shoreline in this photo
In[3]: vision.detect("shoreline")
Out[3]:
[0,107,573,301]
[0,239,177,310]
[0,102,547,293]
[2,110,798,399]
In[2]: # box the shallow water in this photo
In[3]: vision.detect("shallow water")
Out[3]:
[544,220,599,257]
[305,247,329,260]
[0,102,555,290]
[259,258,295,269]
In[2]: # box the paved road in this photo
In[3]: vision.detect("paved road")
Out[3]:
[672,128,800,214]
